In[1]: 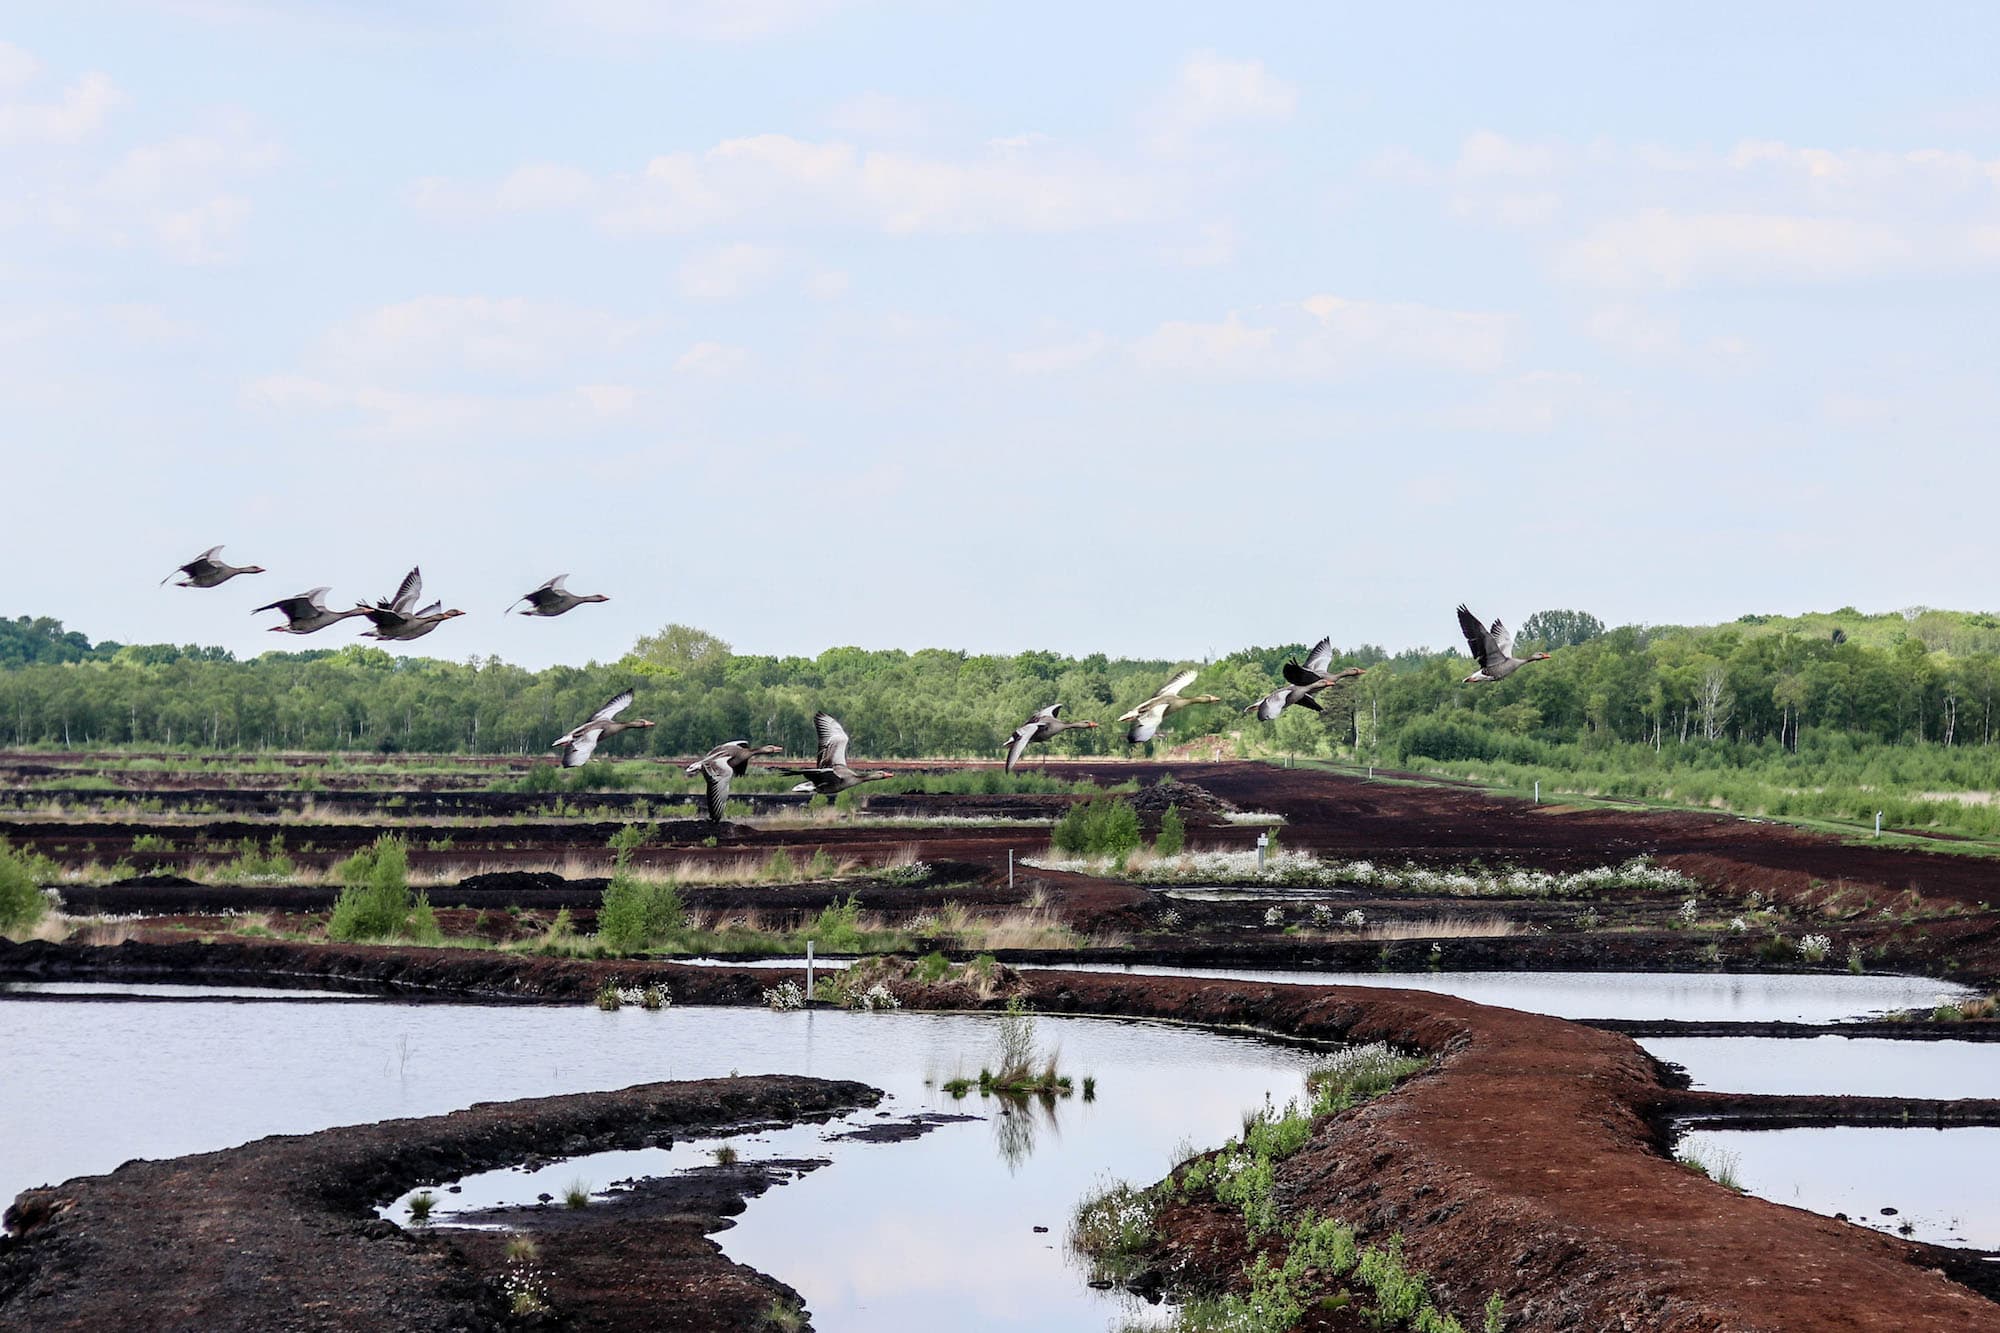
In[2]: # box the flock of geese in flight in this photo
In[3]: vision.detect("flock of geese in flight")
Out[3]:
[162,545,1555,822]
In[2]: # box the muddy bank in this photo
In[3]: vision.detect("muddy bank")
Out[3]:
[0,1075,876,1333]
[1590,1016,2000,1040]
[1664,1089,2000,1129]
[6,937,1998,1329]
[44,859,991,920]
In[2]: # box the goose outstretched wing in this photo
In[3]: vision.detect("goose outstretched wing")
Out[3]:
[813,712,851,769]
[590,690,635,723]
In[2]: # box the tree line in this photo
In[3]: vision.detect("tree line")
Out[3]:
[3,608,1999,765]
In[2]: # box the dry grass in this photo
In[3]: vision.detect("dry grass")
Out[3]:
[1358,915,1523,941]
[75,918,140,946]
[5,914,144,946]
[978,905,1082,950]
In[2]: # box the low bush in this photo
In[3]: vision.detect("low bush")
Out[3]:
[597,829,685,953]
[327,836,436,942]
[1052,797,1142,858]
[0,838,58,933]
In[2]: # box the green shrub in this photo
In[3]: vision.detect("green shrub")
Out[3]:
[597,871,686,953]
[0,838,58,932]
[804,894,865,950]
[764,847,798,882]
[1154,804,1186,857]
[1052,797,1143,858]
[326,836,422,941]
[595,824,685,953]
[213,835,294,883]
[1068,1180,1159,1285]
[405,893,442,944]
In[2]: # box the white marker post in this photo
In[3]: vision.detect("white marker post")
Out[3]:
[1534,780,1540,804]
[1008,848,1014,891]
[1875,811,1883,838]
[806,940,815,1001]
[1256,831,1269,874]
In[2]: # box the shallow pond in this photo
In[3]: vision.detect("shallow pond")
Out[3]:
[0,981,381,1001]
[1674,1125,2000,1248]
[0,993,1319,1331]
[1644,1036,2000,1099]
[1026,964,1971,1023]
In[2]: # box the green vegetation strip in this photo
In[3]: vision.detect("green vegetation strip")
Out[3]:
[1072,1045,1503,1332]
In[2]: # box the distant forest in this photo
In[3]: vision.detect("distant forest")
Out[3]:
[5,607,2000,773]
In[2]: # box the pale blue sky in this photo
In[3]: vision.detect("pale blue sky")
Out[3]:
[7,3,2000,668]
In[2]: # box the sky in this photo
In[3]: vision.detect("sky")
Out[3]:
[6,2,2000,670]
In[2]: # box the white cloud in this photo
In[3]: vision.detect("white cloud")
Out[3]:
[317,295,645,377]
[540,0,858,40]
[15,119,282,262]
[1585,304,1753,370]
[242,372,646,439]
[1148,52,1296,154]
[0,41,42,93]
[677,241,782,299]
[1455,129,1558,178]
[1133,295,1508,380]
[0,68,121,146]
[1008,331,1106,375]
[151,194,252,263]
[805,269,850,299]
[574,383,638,415]
[674,340,748,376]
[1133,312,1272,376]
[421,133,1157,235]
[244,296,656,438]
[824,91,939,139]
[1433,370,1596,434]
[0,301,193,347]
[1393,131,2000,286]
[497,161,598,210]
[1559,210,1914,288]
[1158,220,1236,267]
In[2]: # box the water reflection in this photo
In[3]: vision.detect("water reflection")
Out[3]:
[1,997,1316,1332]
[1029,964,1971,1022]
[1675,1125,2000,1248]
[1643,1036,2000,1099]
[987,1091,1063,1170]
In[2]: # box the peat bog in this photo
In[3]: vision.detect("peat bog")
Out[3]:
[4,754,2000,1331]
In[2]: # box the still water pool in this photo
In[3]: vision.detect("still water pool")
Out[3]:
[1643,1036,2000,1099]
[1026,964,1970,1023]
[1675,1125,2000,1248]
[0,992,1320,1331]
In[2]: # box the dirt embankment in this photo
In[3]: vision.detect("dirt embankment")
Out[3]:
[5,938,1999,1330]
[0,1075,877,1333]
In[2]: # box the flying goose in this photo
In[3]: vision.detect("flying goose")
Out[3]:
[686,741,785,821]
[355,567,464,641]
[162,546,264,588]
[1456,605,1551,683]
[551,690,655,767]
[1003,704,1099,773]
[361,603,465,641]
[781,712,894,795]
[361,567,423,620]
[252,587,369,635]
[1116,669,1224,745]
[505,574,610,617]
[1246,637,1367,721]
